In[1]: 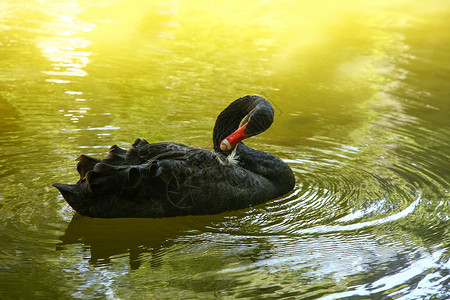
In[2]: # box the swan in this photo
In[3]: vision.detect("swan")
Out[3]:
[53,95,295,218]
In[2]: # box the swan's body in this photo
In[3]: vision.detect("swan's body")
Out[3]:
[53,95,295,218]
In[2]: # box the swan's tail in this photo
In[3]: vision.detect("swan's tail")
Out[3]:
[53,159,163,217]
[52,138,198,217]
[52,182,86,211]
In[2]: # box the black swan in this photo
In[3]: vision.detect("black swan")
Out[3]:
[53,95,295,218]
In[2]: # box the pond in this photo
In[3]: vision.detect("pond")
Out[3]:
[1,0,449,298]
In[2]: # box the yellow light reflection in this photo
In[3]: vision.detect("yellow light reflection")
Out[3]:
[36,2,95,123]
[38,15,93,80]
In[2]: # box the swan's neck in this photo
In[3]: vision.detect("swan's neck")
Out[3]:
[211,96,294,192]
[213,95,272,154]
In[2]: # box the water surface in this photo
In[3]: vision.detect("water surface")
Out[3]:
[1,0,449,298]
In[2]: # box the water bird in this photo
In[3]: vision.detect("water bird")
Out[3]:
[53,95,295,218]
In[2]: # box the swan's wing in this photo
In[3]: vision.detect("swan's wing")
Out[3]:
[55,138,276,217]
[155,150,277,214]
[74,138,191,180]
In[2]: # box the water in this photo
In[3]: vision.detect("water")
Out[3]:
[1,0,449,298]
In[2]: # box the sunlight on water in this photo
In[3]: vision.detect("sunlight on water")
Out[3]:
[0,0,449,298]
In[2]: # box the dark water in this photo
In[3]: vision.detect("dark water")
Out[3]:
[1,0,449,298]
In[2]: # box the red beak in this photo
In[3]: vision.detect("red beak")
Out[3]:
[220,121,252,151]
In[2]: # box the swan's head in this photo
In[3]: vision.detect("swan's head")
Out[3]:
[220,104,274,151]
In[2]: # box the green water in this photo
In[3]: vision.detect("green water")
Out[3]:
[1,0,449,298]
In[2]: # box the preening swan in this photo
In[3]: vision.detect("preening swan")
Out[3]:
[53,95,295,218]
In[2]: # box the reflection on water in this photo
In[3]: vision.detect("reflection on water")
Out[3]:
[58,214,192,269]
[1,0,449,298]
[36,2,93,124]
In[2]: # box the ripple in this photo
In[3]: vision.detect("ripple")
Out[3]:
[321,247,450,299]
[298,194,421,235]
